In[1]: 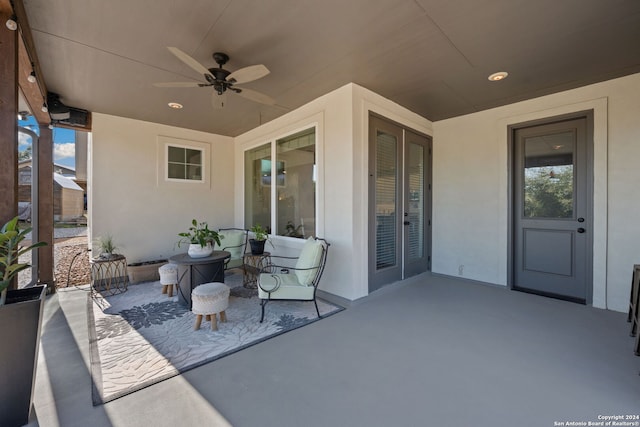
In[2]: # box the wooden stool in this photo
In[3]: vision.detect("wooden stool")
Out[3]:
[159,263,178,297]
[192,282,230,331]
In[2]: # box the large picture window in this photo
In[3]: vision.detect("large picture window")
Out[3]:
[244,127,316,239]
[245,143,272,232]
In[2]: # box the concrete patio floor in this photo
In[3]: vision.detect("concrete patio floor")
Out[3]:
[28,273,640,427]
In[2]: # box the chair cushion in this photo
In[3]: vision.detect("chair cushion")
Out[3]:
[219,230,246,260]
[258,273,315,300]
[294,237,323,286]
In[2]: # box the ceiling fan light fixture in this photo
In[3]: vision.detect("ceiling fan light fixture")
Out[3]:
[28,71,37,83]
[41,103,48,113]
[168,102,183,109]
[6,15,17,31]
[488,71,509,82]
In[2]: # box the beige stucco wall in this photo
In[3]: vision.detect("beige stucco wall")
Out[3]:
[90,74,640,310]
[90,113,234,263]
[235,83,432,301]
[432,72,640,312]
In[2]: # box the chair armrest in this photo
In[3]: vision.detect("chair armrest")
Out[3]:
[221,242,245,252]
[257,273,282,293]
[259,263,321,274]
[259,263,291,274]
[266,255,299,262]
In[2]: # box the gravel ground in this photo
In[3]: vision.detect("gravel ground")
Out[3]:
[18,227,91,289]
[54,236,92,288]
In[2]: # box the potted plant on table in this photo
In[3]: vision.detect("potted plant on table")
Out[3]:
[0,216,48,427]
[178,219,223,258]
[249,224,272,255]
[94,234,119,259]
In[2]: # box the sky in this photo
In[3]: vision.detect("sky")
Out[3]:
[18,115,76,168]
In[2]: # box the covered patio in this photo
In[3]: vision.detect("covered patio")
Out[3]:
[31,274,639,426]
[2,1,640,426]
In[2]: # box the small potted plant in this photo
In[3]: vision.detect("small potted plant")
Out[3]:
[0,217,47,427]
[249,224,272,255]
[94,234,119,259]
[178,219,223,258]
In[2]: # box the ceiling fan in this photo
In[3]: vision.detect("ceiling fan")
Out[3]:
[154,47,274,108]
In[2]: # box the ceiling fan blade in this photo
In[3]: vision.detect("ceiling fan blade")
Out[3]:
[227,64,270,84]
[167,46,212,78]
[212,91,227,109]
[235,87,275,105]
[153,82,202,88]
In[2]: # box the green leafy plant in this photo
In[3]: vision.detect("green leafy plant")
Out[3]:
[94,235,119,258]
[178,219,222,248]
[0,217,47,305]
[250,224,273,242]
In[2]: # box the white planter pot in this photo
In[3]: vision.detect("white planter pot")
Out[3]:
[188,243,213,258]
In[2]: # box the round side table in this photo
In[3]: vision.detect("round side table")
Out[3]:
[90,254,128,296]
[242,252,271,289]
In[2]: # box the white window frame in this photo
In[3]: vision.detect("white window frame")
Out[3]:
[157,135,210,188]
[243,123,321,240]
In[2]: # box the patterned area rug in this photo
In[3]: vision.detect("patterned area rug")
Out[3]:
[88,270,342,405]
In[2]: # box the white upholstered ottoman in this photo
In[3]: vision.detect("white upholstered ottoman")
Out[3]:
[192,282,230,331]
[159,263,179,297]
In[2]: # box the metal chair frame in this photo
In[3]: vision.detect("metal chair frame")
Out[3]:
[218,228,249,270]
[257,237,330,323]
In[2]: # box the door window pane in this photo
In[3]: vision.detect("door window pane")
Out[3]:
[245,143,272,232]
[523,131,574,218]
[276,128,315,238]
[407,142,424,260]
[376,131,397,269]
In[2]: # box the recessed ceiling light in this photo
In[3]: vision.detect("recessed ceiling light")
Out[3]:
[488,71,509,82]
[168,102,183,109]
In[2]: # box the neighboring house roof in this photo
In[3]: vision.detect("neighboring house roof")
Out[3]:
[19,160,78,180]
[54,173,83,192]
[54,163,76,177]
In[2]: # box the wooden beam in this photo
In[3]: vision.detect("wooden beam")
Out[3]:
[0,5,19,227]
[18,34,48,123]
[1,5,19,291]
[0,0,11,14]
[8,0,49,124]
[2,0,55,289]
[37,126,55,289]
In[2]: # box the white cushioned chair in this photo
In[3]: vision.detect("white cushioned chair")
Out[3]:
[218,228,248,270]
[257,237,330,322]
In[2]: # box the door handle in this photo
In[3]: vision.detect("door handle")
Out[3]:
[577,227,586,233]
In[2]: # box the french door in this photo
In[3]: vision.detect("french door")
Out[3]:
[368,115,431,293]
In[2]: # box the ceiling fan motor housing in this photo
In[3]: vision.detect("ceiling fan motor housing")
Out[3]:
[212,52,229,66]
[207,67,232,93]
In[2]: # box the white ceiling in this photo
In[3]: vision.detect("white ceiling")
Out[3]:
[22,0,640,136]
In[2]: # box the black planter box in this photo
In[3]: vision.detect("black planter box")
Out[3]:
[0,285,47,427]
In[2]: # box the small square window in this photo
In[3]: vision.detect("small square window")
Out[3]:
[157,136,210,188]
[166,145,204,182]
